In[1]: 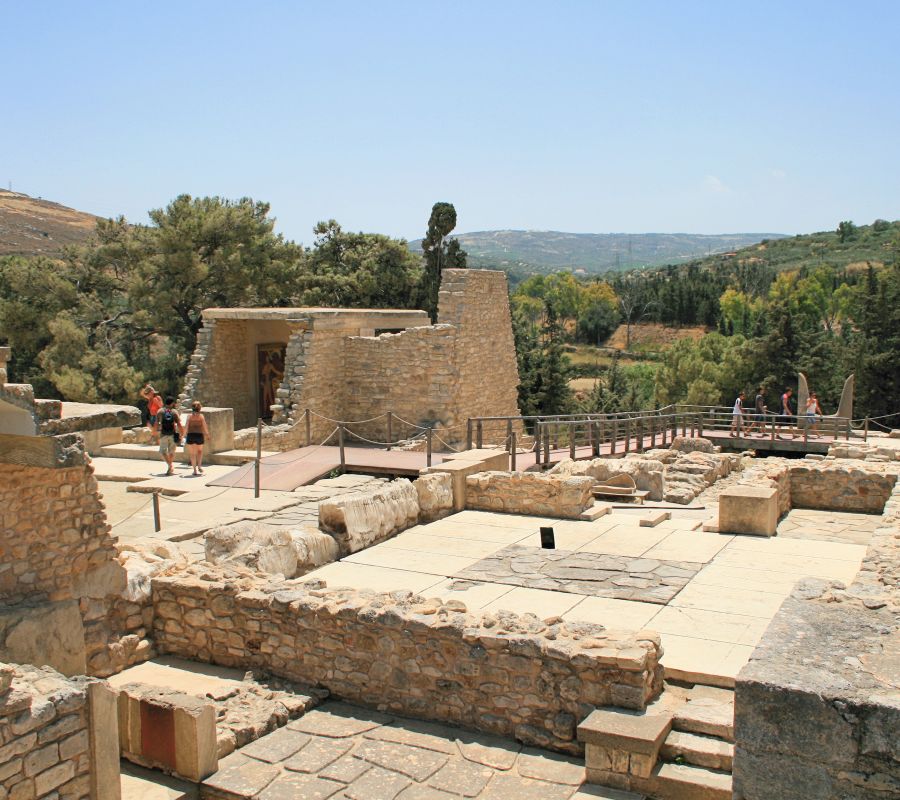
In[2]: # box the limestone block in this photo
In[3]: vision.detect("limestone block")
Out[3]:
[414,473,453,523]
[88,682,122,800]
[670,436,716,454]
[72,559,128,600]
[318,479,419,554]
[197,407,235,454]
[719,486,778,536]
[79,425,125,455]
[0,601,87,677]
[579,709,671,778]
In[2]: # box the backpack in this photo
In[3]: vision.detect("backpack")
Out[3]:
[159,408,177,435]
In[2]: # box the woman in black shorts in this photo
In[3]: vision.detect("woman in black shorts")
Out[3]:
[185,401,211,476]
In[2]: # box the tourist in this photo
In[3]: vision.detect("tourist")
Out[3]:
[147,390,163,444]
[746,386,767,435]
[153,397,184,476]
[730,391,745,437]
[185,401,210,476]
[138,382,155,426]
[806,392,822,437]
[780,387,797,439]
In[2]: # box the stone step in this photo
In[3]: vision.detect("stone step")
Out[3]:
[121,761,197,800]
[672,687,734,743]
[652,762,732,800]
[660,730,734,772]
[99,443,274,466]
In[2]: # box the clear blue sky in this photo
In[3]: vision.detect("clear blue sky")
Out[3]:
[3,1,899,243]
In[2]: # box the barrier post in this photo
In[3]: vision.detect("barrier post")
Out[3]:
[510,431,517,471]
[386,411,393,452]
[543,423,550,466]
[305,408,311,447]
[255,418,262,498]
[476,420,483,449]
[506,419,513,453]
[466,419,473,451]
[611,419,617,455]
[624,418,631,453]
[569,423,576,460]
[426,427,432,467]
[338,426,346,473]
[152,491,161,533]
[864,417,869,441]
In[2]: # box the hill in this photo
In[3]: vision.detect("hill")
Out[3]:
[410,230,786,274]
[0,190,98,257]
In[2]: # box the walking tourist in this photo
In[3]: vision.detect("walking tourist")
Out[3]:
[185,401,210,476]
[806,392,822,437]
[153,397,184,476]
[147,390,163,443]
[780,387,797,439]
[730,391,745,437]
[746,387,767,435]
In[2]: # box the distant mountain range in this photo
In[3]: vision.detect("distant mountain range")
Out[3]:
[410,230,787,273]
[0,190,98,257]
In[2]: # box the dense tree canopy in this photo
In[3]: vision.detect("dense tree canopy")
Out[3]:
[420,202,466,322]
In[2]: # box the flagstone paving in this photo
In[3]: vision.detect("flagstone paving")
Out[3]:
[201,701,642,800]
[453,545,701,604]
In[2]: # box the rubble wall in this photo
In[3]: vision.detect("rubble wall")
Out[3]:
[151,569,663,754]
[789,460,897,514]
[0,664,95,800]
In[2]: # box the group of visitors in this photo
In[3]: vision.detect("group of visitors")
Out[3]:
[731,386,823,438]
[139,383,210,477]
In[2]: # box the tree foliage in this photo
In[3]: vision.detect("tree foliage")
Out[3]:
[420,202,466,322]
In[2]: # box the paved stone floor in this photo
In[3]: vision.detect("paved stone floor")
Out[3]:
[201,701,640,800]
[307,506,876,686]
[456,546,700,603]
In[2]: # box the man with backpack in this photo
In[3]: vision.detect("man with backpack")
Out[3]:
[152,397,184,476]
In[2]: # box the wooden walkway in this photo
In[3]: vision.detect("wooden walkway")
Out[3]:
[208,446,445,491]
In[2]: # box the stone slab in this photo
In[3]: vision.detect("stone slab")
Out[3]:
[578,709,672,755]
[718,486,778,537]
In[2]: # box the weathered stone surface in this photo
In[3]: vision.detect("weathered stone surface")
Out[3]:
[414,473,453,523]
[427,758,494,796]
[205,522,339,578]
[465,471,595,519]
[670,436,716,454]
[551,457,666,502]
[318,479,419,555]
[258,771,342,800]
[238,727,310,764]
[0,602,87,677]
[353,739,448,781]
[202,752,279,798]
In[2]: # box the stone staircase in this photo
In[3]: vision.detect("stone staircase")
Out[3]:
[99,442,271,466]
[578,682,735,799]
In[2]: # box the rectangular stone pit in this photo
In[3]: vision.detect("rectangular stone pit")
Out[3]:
[718,485,778,536]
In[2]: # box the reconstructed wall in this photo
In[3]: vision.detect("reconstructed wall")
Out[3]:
[733,472,900,799]
[180,270,521,443]
[151,567,663,754]
[465,471,596,519]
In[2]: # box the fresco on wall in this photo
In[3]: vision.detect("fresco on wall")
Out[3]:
[257,344,286,420]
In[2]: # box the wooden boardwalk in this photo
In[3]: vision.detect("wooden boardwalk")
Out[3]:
[209,446,445,491]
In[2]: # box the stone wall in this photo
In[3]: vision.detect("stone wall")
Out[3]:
[0,663,114,800]
[180,271,521,446]
[465,471,596,519]
[733,476,900,799]
[151,567,663,754]
[789,460,898,513]
[0,432,150,678]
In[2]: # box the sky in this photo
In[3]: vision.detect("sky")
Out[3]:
[3,1,899,244]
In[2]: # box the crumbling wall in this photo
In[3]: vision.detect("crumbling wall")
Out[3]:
[789,460,898,513]
[0,663,110,800]
[465,471,595,519]
[151,567,663,754]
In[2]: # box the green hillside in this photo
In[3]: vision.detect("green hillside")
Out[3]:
[409,230,786,274]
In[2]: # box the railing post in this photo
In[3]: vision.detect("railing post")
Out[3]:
[305,408,311,447]
[466,419,473,451]
[587,417,594,451]
[255,418,262,498]
[864,417,869,441]
[624,418,631,453]
[152,490,161,533]
[696,413,702,439]
[476,420,483,449]
[426,427,432,467]
[596,417,604,457]
[662,415,667,446]
[543,423,551,466]
[681,415,687,438]
[611,419,617,455]
[386,411,393,451]
[569,422,576,460]
[506,418,513,453]
[510,431,517,471]
[338,425,346,473]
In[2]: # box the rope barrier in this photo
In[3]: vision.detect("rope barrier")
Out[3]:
[308,410,390,426]
[109,495,155,528]
[262,427,341,465]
